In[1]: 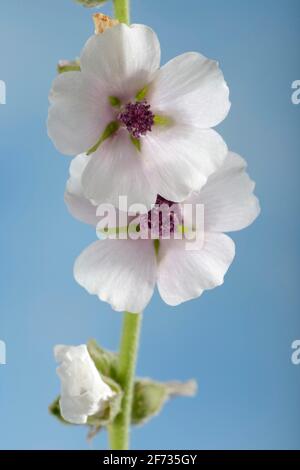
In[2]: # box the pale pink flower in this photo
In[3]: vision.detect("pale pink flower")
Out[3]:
[65,152,260,313]
[48,23,230,210]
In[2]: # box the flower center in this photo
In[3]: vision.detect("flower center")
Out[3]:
[140,195,183,238]
[118,101,154,139]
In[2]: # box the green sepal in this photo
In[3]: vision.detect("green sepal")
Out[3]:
[131,379,168,426]
[87,339,118,378]
[87,377,123,427]
[57,59,81,74]
[131,378,197,426]
[86,377,123,439]
[49,397,69,424]
[84,341,123,437]
[74,0,108,7]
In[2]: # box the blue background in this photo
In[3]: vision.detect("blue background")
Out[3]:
[0,0,299,450]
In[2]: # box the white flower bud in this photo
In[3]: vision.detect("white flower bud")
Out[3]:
[54,344,114,424]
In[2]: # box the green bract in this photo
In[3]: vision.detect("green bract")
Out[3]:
[57,59,81,74]
[74,0,108,7]
[131,380,169,425]
[87,339,119,378]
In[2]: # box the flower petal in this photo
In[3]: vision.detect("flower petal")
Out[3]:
[74,239,157,313]
[148,52,230,128]
[80,24,161,100]
[157,233,235,306]
[64,154,98,225]
[142,125,227,202]
[187,152,261,232]
[59,395,91,425]
[82,129,157,211]
[48,72,113,155]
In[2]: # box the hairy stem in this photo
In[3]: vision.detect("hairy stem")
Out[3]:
[108,312,142,450]
[113,0,130,25]
[107,0,134,451]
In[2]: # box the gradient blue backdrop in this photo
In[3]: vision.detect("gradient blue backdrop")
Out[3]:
[0,0,299,450]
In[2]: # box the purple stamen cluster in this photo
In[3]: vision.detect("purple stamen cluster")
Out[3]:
[140,195,183,238]
[118,101,154,139]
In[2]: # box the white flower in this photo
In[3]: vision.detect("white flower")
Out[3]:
[48,23,230,211]
[54,344,113,424]
[66,151,260,313]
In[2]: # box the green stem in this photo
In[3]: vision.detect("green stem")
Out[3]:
[108,312,142,450]
[107,0,133,451]
[113,0,130,25]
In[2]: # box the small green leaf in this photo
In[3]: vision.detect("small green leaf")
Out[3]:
[86,121,119,156]
[136,85,149,102]
[74,0,108,7]
[57,59,81,74]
